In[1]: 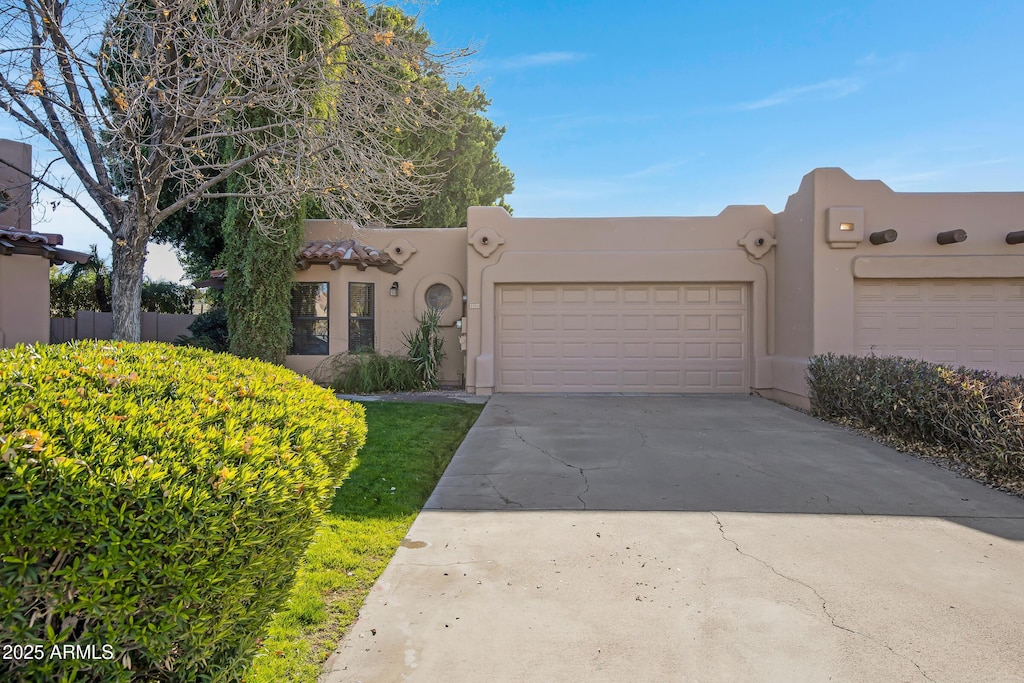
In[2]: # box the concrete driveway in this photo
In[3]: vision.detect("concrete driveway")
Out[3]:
[322,394,1024,682]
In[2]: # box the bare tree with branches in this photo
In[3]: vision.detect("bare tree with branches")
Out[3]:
[0,0,466,340]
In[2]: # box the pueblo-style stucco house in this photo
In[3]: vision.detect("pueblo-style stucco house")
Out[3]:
[282,168,1024,409]
[0,139,88,348]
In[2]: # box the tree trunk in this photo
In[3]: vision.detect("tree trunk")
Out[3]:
[110,218,149,342]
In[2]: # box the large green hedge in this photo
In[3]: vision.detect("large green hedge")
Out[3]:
[807,353,1024,485]
[0,341,366,682]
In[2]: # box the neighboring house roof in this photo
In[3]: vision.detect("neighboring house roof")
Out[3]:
[194,238,400,289]
[0,226,90,265]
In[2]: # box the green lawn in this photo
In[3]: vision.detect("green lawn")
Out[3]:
[243,401,483,683]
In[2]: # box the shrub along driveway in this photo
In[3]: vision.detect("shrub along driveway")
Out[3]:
[322,394,1024,683]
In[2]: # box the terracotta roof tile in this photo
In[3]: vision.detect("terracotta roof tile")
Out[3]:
[197,238,399,287]
[298,239,394,267]
[0,227,88,264]
[0,226,51,245]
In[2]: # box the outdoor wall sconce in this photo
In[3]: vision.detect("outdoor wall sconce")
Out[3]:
[869,229,898,245]
[936,229,967,245]
[826,206,865,248]
[1006,230,1024,245]
[390,282,399,296]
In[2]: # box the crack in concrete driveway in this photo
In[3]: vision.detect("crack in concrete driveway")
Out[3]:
[513,426,592,509]
[711,511,935,682]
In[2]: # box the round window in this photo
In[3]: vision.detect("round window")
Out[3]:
[425,283,453,311]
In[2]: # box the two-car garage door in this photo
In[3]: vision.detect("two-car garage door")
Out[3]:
[854,279,1024,376]
[495,283,749,393]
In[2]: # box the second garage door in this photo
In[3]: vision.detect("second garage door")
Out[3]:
[854,278,1024,376]
[495,283,748,393]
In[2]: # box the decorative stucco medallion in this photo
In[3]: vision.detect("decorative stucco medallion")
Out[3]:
[385,238,417,265]
[469,228,505,258]
[738,228,776,259]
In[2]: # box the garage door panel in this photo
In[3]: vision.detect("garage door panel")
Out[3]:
[653,371,681,386]
[531,315,558,331]
[716,287,745,304]
[500,288,527,304]
[562,288,587,304]
[685,287,712,304]
[622,315,650,331]
[624,288,649,303]
[501,315,526,331]
[497,284,749,392]
[654,288,680,303]
[654,315,680,330]
[500,342,527,359]
[716,314,744,331]
[854,279,1024,376]
[685,315,712,331]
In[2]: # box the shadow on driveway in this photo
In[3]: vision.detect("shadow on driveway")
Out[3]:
[427,394,1024,540]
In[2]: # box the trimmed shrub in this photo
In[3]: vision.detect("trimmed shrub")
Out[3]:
[807,353,1024,484]
[175,307,229,353]
[314,351,421,394]
[0,341,366,682]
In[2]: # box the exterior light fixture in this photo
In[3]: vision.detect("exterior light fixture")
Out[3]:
[389,281,399,296]
[826,207,864,248]
[1006,230,1024,245]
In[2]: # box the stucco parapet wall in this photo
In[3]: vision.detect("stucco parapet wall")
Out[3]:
[303,219,468,251]
[808,167,1024,245]
[466,205,776,252]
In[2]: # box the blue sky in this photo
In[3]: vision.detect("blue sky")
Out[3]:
[11,0,1024,281]
[418,0,1024,217]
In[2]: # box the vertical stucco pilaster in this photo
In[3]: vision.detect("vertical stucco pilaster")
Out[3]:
[770,171,817,401]
[811,169,866,357]
[465,206,512,394]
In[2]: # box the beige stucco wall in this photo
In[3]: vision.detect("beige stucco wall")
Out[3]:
[770,167,1024,408]
[0,254,51,348]
[771,172,817,404]
[285,220,469,385]
[287,168,1024,400]
[464,205,778,395]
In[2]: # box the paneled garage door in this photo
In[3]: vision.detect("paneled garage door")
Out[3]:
[495,283,749,393]
[854,279,1024,375]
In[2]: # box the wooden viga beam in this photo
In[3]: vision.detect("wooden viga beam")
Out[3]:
[869,229,898,245]
[936,229,967,245]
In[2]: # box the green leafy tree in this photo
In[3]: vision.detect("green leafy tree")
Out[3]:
[49,246,112,316]
[50,250,193,316]
[392,84,514,227]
